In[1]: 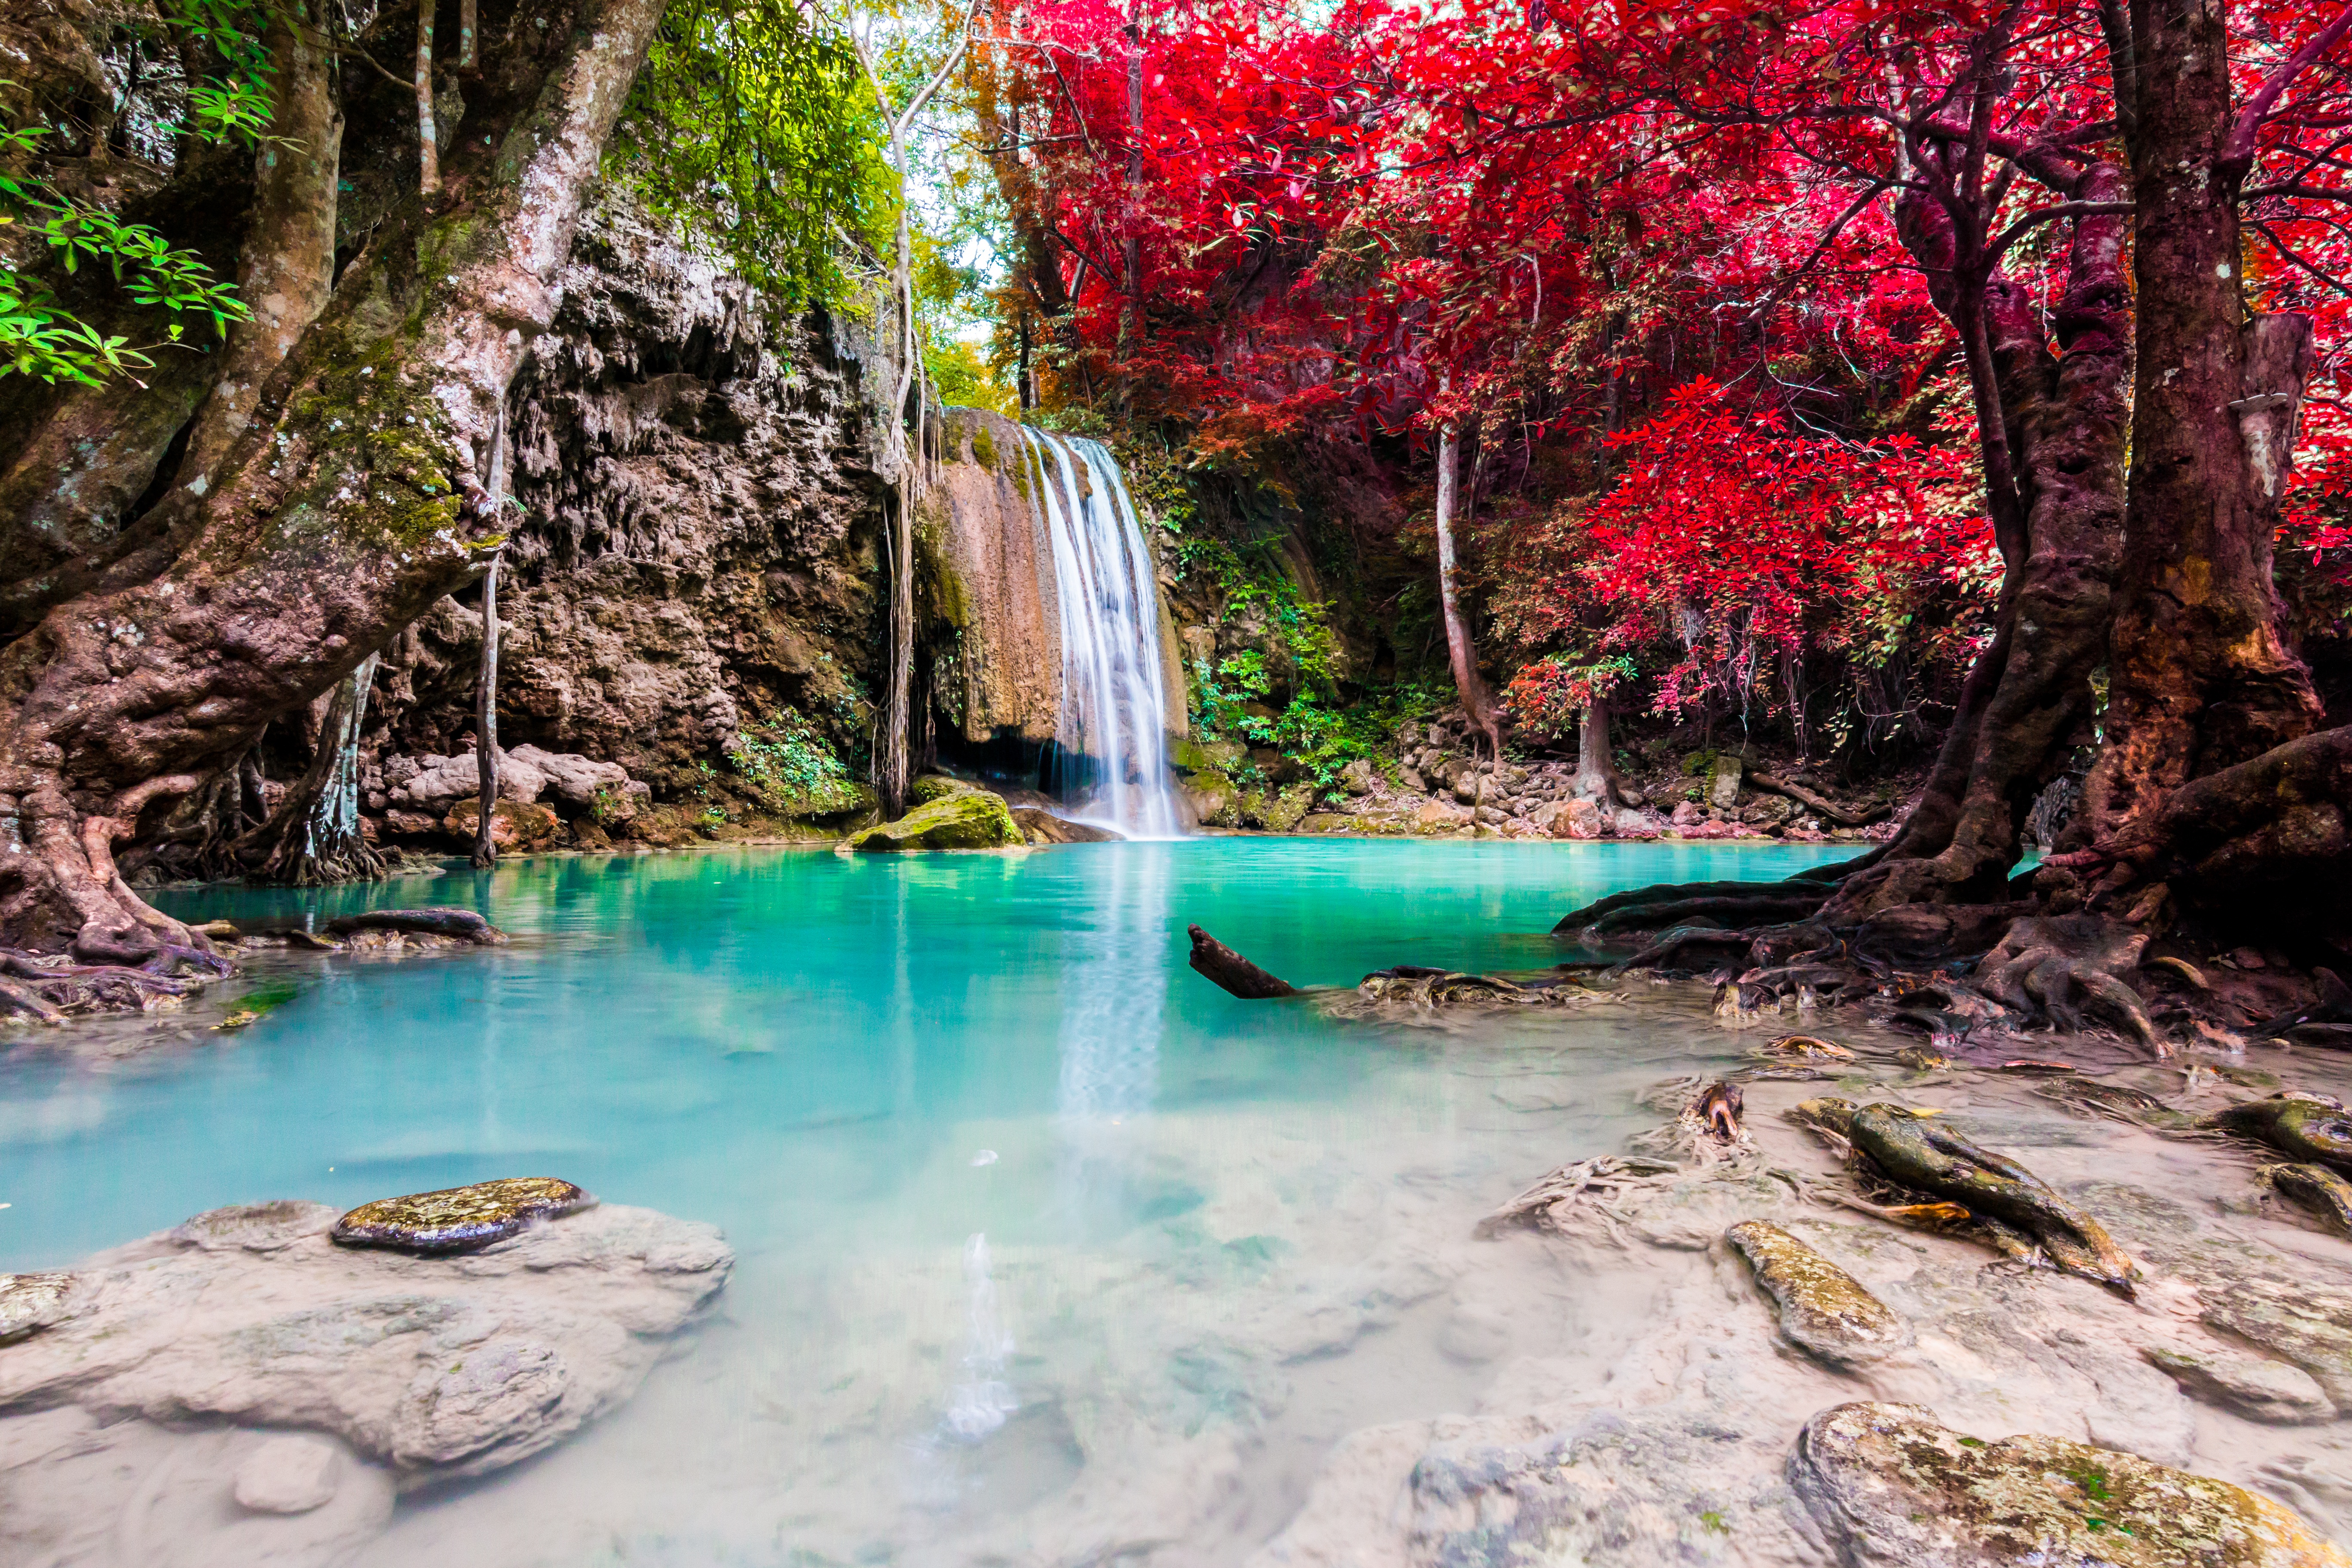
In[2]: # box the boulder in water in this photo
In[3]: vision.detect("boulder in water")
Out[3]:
[841,788,1022,851]
[1012,805,1119,843]
[1790,1400,2346,1567]
[332,1178,596,1253]
[1724,1221,1909,1367]
[0,1272,74,1342]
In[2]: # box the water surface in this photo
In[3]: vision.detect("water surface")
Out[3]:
[2,839,1848,1562]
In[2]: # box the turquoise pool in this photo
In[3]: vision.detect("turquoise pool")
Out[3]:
[0,839,1850,1563]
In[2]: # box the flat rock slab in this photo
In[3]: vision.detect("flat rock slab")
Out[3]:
[331,1177,594,1253]
[1791,1401,2349,1567]
[0,1198,731,1484]
[1726,1220,1909,1367]
[2145,1343,2334,1424]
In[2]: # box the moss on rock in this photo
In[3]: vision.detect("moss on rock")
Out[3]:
[1725,1220,1910,1367]
[1791,1401,2347,1566]
[841,787,1021,852]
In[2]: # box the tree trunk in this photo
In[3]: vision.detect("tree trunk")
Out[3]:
[1571,698,1623,809]
[474,551,501,867]
[873,150,916,817]
[0,0,663,957]
[243,653,385,884]
[2078,0,2325,873]
[180,8,343,484]
[415,0,440,196]
[1827,163,2131,919]
[1434,422,1501,757]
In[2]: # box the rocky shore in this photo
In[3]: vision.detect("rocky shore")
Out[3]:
[0,1183,730,1567]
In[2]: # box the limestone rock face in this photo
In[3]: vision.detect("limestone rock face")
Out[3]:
[331,1178,597,1254]
[1725,1220,1909,1367]
[842,788,1022,852]
[370,197,887,800]
[1790,1401,2349,1568]
[442,797,562,850]
[922,409,1063,748]
[0,1200,732,1488]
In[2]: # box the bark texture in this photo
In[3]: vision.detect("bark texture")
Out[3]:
[1828,161,2130,919]
[1434,423,1501,758]
[2077,0,2327,871]
[0,0,664,954]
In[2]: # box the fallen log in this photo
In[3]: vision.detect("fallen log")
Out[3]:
[1186,925,1296,998]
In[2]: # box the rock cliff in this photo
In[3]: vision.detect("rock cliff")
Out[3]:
[352,194,892,842]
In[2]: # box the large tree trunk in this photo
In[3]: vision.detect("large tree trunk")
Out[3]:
[1434,421,1501,757]
[0,0,663,957]
[1570,698,1623,809]
[2077,0,2326,879]
[180,9,343,484]
[1826,163,2132,919]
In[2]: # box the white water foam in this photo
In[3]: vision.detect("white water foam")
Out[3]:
[1023,429,1184,839]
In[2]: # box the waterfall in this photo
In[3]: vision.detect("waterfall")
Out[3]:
[1021,429,1183,839]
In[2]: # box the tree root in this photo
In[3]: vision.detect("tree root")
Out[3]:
[1554,875,1842,935]
[1744,769,1891,828]
[1976,914,2162,1053]
[323,908,506,945]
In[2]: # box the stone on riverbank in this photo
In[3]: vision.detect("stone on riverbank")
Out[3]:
[443,796,563,851]
[1725,1220,1909,1367]
[841,787,1022,851]
[0,1198,731,1487]
[1790,1401,2349,1567]
[331,1177,596,1253]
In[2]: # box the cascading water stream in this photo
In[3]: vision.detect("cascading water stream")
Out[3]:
[1021,429,1183,839]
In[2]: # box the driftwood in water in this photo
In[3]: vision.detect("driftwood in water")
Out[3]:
[1186,925,1295,998]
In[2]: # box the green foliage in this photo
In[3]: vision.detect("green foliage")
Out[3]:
[925,334,1009,412]
[1191,653,1445,790]
[612,0,889,308]
[725,706,865,814]
[1,106,251,386]
[1176,537,1340,690]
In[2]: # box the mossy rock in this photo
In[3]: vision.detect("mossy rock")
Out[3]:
[772,777,878,819]
[842,788,1021,852]
[1172,738,1248,775]
[1187,769,1239,828]
[331,1178,596,1255]
[1792,1401,2348,1566]
[1240,782,1317,833]
[910,774,979,805]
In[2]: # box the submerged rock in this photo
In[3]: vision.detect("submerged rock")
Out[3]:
[0,1199,732,1485]
[841,788,1021,851]
[2143,1344,2334,1424]
[0,1271,73,1342]
[1791,1401,2347,1567]
[332,1177,596,1254]
[1725,1221,1909,1368]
